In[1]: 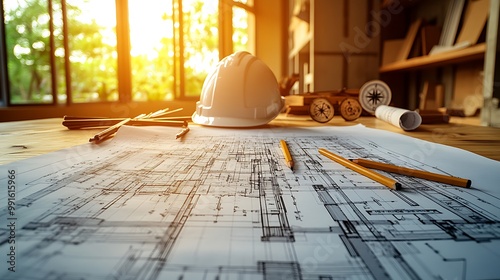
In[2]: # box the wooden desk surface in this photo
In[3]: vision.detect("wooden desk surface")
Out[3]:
[1,115,500,165]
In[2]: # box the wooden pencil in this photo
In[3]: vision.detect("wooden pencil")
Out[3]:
[280,139,294,170]
[352,158,471,188]
[89,118,132,143]
[318,148,401,190]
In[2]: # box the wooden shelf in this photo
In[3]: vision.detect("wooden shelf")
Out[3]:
[288,0,380,94]
[379,43,486,73]
[381,0,422,9]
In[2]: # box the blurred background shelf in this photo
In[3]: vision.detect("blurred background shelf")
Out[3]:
[379,43,486,73]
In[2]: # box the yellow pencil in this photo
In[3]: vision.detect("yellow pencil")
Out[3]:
[352,158,471,188]
[175,127,190,139]
[318,148,401,190]
[280,140,294,170]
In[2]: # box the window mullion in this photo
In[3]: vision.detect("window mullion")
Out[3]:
[116,0,132,102]
[61,0,72,105]
[0,0,9,106]
[218,0,233,59]
[178,0,185,99]
[48,0,58,104]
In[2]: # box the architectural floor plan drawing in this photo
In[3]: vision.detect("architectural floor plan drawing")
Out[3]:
[1,125,500,279]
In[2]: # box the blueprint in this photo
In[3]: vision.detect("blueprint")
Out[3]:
[1,124,500,279]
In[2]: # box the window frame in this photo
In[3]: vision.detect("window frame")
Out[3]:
[0,0,255,117]
[0,0,9,107]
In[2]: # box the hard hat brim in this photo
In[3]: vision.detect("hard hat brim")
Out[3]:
[192,111,280,127]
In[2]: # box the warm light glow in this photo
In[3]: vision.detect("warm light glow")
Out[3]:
[66,0,117,48]
[3,0,252,104]
[128,0,174,58]
[184,50,220,75]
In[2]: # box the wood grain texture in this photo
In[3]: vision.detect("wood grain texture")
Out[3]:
[1,116,499,165]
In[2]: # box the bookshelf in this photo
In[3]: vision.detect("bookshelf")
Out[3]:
[380,42,486,73]
[287,0,380,95]
[379,0,494,119]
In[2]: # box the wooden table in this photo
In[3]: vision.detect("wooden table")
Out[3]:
[1,115,500,165]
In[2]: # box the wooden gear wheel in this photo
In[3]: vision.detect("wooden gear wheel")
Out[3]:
[309,98,335,123]
[339,98,362,121]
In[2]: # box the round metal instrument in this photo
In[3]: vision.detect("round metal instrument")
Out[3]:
[359,80,392,114]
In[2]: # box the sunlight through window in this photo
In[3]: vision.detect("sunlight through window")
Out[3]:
[2,0,254,104]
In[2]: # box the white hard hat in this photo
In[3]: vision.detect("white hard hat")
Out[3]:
[192,51,285,127]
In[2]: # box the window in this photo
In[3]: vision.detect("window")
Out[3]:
[232,2,255,54]
[3,0,55,104]
[0,0,255,106]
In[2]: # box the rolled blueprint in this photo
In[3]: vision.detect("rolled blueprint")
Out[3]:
[375,105,422,131]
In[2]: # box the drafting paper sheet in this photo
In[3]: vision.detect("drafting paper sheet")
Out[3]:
[1,124,500,280]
